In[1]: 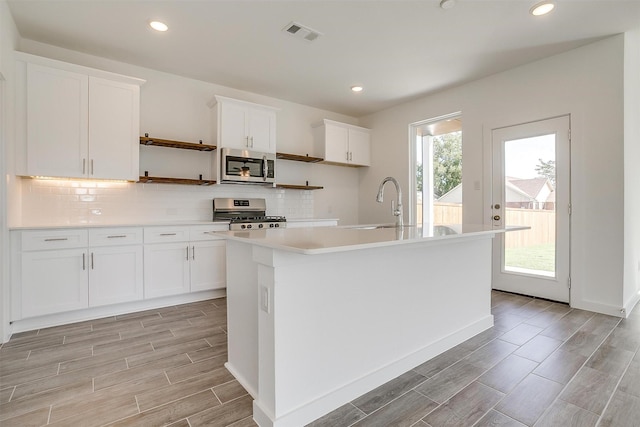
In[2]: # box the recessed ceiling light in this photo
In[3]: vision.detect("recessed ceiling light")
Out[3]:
[440,0,456,10]
[149,20,168,32]
[351,86,364,93]
[530,1,555,16]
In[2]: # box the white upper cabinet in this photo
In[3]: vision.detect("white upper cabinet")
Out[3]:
[314,119,371,167]
[26,63,89,178]
[211,95,278,153]
[88,77,140,180]
[18,54,144,180]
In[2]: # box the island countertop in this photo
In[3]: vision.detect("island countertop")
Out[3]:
[215,224,521,255]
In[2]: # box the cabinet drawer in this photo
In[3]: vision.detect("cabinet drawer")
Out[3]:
[144,226,190,244]
[89,227,143,246]
[21,229,88,251]
[189,224,228,241]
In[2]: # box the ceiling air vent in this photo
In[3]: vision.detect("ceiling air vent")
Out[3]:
[282,21,323,42]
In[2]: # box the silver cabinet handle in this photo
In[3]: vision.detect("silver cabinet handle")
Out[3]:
[44,237,68,242]
[82,158,86,174]
[160,233,177,236]
[90,159,94,175]
[192,246,195,260]
[186,246,189,260]
[91,252,94,269]
[349,152,353,161]
[245,136,250,147]
[82,253,86,270]
[250,136,254,147]
[107,235,127,239]
[346,151,349,161]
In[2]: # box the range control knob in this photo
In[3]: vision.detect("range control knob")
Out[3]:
[258,224,264,229]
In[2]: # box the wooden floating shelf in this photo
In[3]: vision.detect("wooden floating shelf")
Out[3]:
[138,176,216,186]
[275,184,324,190]
[276,152,324,163]
[140,136,217,152]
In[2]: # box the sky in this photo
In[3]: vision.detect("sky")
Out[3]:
[504,134,555,179]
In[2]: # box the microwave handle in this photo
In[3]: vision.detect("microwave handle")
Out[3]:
[263,155,268,181]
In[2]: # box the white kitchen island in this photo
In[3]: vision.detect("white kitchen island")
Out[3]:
[218,224,509,427]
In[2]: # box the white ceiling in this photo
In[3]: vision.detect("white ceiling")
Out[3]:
[7,0,640,117]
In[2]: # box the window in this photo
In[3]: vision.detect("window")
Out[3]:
[412,113,462,226]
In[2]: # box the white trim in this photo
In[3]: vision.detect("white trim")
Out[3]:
[8,290,225,335]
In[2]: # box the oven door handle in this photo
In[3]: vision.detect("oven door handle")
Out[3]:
[262,155,268,182]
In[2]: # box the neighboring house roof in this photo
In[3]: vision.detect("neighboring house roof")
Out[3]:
[436,177,554,205]
[507,177,553,201]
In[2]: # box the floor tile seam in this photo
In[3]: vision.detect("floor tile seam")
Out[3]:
[355,384,437,423]
[470,408,522,427]
[135,384,222,414]
[589,344,639,424]
[46,404,52,425]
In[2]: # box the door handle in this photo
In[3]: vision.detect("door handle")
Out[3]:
[493,215,501,221]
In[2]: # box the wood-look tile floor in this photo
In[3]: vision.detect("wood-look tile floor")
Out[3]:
[1,291,639,427]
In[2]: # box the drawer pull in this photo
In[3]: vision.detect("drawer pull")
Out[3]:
[44,238,69,242]
[107,235,127,239]
[160,233,177,236]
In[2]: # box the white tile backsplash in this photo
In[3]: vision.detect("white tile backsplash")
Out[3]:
[18,178,314,226]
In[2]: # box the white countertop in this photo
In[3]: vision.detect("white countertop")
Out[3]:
[216,224,520,255]
[9,220,229,230]
[9,218,337,231]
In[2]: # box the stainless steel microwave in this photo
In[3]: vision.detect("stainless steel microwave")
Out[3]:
[220,148,276,184]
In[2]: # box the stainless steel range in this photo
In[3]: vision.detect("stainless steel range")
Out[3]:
[212,198,286,231]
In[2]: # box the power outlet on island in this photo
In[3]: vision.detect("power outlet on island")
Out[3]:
[260,286,271,314]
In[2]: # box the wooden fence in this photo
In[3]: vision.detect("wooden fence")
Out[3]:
[425,203,555,248]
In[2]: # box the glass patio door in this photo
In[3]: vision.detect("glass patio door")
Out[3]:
[491,116,570,303]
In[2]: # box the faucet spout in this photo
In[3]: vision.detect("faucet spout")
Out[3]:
[376,176,403,227]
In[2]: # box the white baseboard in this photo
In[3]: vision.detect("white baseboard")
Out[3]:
[571,298,625,318]
[623,291,640,318]
[7,289,226,338]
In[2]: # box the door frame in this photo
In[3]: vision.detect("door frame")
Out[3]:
[487,114,572,303]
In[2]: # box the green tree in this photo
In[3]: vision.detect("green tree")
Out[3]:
[535,158,556,187]
[432,132,462,199]
[416,163,423,192]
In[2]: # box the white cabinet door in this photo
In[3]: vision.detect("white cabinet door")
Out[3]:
[324,123,349,164]
[88,77,140,180]
[89,245,143,307]
[220,101,250,150]
[215,96,277,153]
[190,240,226,292]
[144,243,190,299]
[26,62,88,178]
[347,127,371,167]
[21,248,89,318]
[317,120,370,166]
[247,108,276,153]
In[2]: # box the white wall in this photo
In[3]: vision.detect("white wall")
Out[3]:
[359,35,628,316]
[10,39,363,226]
[623,28,640,314]
[1,0,19,342]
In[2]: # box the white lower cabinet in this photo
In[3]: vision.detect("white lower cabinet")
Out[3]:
[190,240,226,292]
[89,245,143,307]
[21,248,89,318]
[143,242,191,299]
[143,225,227,299]
[12,224,226,322]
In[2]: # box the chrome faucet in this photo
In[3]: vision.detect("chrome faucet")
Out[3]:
[376,176,403,227]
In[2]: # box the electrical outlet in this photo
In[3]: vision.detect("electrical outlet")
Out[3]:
[260,286,270,313]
